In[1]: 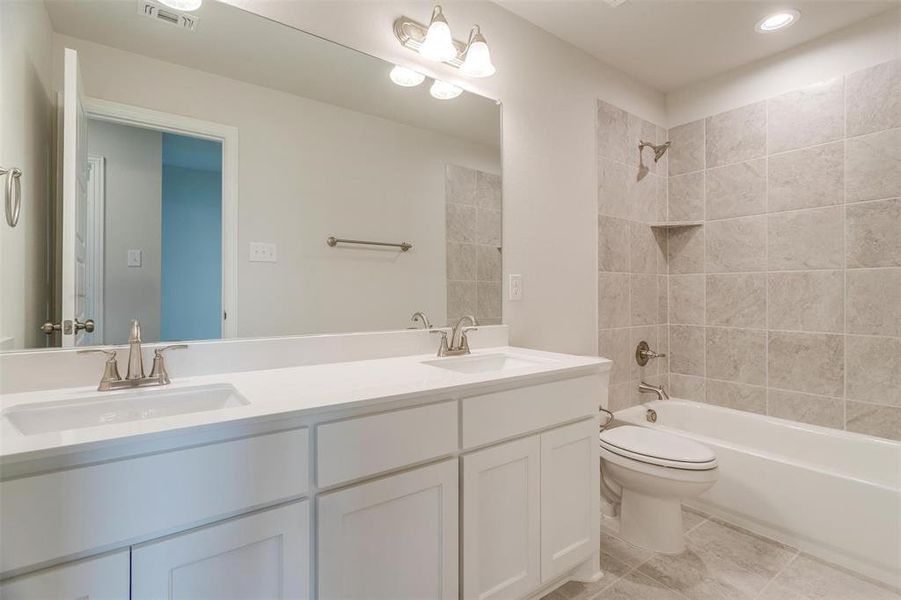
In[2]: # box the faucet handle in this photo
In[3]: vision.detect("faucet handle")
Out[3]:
[149,344,187,383]
[77,348,122,386]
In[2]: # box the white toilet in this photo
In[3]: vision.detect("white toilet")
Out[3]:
[599,425,718,554]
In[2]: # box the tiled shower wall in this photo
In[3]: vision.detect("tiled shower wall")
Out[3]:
[446,164,502,327]
[663,59,900,441]
[596,103,669,412]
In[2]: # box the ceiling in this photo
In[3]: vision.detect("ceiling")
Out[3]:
[44,0,500,148]
[497,0,897,92]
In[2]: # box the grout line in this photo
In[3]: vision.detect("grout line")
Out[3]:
[843,76,849,432]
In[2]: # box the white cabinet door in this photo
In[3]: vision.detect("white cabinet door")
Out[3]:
[318,459,458,600]
[0,550,128,600]
[540,419,599,582]
[462,436,540,600]
[132,500,310,600]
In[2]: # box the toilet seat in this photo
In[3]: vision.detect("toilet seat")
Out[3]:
[600,426,718,471]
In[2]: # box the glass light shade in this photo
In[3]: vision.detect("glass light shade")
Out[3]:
[159,0,202,11]
[461,39,495,78]
[756,10,799,32]
[389,66,426,87]
[430,80,463,100]
[419,8,458,62]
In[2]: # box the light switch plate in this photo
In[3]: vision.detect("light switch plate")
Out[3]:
[249,242,277,263]
[127,249,142,267]
[508,274,522,301]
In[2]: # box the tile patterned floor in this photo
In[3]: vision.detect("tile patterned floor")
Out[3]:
[542,508,901,600]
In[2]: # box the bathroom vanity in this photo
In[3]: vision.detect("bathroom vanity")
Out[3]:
[0,331,610,599]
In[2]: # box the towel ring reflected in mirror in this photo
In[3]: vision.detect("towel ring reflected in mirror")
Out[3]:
[1,166,22,227]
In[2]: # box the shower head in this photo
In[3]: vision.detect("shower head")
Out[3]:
[639,140,671,163]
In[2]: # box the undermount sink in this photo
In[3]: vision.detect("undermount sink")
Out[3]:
[2,384,249,436]
[422,352,550,374]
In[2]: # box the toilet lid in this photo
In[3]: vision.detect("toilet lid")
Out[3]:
[599,425,717,469]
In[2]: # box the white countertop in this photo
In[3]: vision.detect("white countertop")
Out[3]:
[0,346,609,466]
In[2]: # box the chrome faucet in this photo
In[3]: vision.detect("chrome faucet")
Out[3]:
[79,320,187,391]
[410,311,432,329]
[430,315,479,357]
[638,381,670,401]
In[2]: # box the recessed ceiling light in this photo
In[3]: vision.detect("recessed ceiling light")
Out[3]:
[430,80,463,100]
[755,9,800,32]
[159,0,202,11]
[389,65,426,87]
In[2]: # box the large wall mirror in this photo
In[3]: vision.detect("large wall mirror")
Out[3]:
[0,0,502,350]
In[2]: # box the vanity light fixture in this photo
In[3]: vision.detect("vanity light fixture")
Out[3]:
[430,80,463,100]
[389,65,426,87]
[755,9,800,32]
[419,5,457,62]
[394,7,496,77]
[158,0,202,11]
[460,25,496,78]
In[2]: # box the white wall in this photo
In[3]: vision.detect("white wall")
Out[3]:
[666,7,901,126]
[221,0,666,355]
[0,0,53,350]
[87,119,162,344]
[56,34,499,338]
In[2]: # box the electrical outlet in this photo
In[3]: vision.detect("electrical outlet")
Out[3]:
[127,249,142,267]
[249,242,277,263]
[508,274,523,301]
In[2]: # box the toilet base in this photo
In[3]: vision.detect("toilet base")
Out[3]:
[619,488,685,554]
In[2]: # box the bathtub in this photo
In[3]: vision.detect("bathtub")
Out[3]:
[614,399,901,589]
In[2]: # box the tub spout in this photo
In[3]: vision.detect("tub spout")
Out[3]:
[639,381,669,401]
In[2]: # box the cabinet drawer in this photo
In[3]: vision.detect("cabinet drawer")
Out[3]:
[317,401,457,488]
[461,376,598,448]
[1,428,309,575]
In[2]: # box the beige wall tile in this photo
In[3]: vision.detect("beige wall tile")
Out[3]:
[706,216,766,273]
[476,281,501,319]
[476,208,501,247]
[846,268,901,336]
[630,274,659,325]
[845,59,901,137]
[607,382,634,412]
[447,281,476,324]
[767,389,844,429]
[706,327,766,385]
[667,226,705,273]
[446,164,477,205]
[599,328,631,385]
[670,373,706,402]
[767,207,843,271]
[476,245,502,281]
[630,221,659,274]
[767,77,844,154]
[705,159,766,220]
[446,242,476,281]
[598,215,631,272]
[669,274,705,325]
[670,325,705,376]
[658,275,668,324]
[706,380,766,414]
[706,102,766,168]
[846,128,901,203]
[668,172,705,221]
[846,401,901,441]
[767,271,844,333]
[768,331,844,396]
[668,119,705,175]
[631,172,660,223]
[631,114,660,175]
[706,273,766,328]
[597,100,630,163]
[599,272,631,329]
[767,142,844,213]
[446,203,476,243]
[475,171,502,211]
[846,198,901,268]
[598,159,632,219]
[846,335,901,406]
